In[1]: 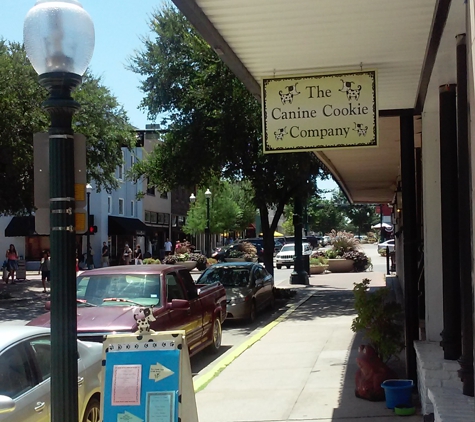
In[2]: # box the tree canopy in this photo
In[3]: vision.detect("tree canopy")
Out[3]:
[0,40,136,215]
[129,5,328,271]
[306,190,378,235]
[183,181,256,236]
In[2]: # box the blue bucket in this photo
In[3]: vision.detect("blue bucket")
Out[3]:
[381,379,413,409]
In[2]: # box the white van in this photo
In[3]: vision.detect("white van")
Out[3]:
[275,242,312,269]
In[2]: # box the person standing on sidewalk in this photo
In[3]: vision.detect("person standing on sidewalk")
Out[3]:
[123,243,132,265]
[5,244,18,284]
[38,251,50,293]
[101,242,110,267]
[135,245,143,265]
[164,238,172,256]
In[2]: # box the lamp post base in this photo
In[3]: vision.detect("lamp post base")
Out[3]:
[290,270,309,285]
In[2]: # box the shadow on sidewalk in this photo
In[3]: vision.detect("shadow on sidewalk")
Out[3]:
[329,331,420,420]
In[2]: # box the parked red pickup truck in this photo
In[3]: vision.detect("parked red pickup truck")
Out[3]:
[28,265,227,356]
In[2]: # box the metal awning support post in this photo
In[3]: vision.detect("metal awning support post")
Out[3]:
[455,33,474,397]
[400,114,419,381]
[439,84,462,360]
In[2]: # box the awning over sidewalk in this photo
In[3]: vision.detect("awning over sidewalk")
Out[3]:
[5,216,36,237]
[108,216,148,236]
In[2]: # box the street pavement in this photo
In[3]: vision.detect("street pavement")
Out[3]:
[0,246,421,421]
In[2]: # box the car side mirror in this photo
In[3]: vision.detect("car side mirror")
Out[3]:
[0,396,15,414]
[45,301,51,311]
[168,299,190,311]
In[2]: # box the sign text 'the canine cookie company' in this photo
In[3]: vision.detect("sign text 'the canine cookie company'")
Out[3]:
[262,70,378,153]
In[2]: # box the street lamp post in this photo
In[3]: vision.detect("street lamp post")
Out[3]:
[205,188,212,257]
[290,195,309,285]
[189,193,196,248]
[24,1,94,421]
[86,183,92,269]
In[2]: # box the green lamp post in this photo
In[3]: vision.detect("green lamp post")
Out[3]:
[24,1,94,420]
[205,188,212,257]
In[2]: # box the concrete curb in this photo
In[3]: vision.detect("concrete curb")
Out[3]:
[193,290,315,393]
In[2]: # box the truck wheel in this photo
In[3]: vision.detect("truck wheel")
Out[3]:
[208,318,222,354]
[248,300,257,322]
[286,265,291,269]
[82,397,100,422]
[276,265,282,269]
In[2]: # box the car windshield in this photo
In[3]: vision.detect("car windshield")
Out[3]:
[280,244,310,252]
[280,245,294,252]
[198,267,251,288]
[76,274,161,307]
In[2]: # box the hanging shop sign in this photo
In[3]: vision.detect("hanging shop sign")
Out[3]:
[262,70,378,153]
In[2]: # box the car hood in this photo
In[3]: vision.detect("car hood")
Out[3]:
[225,286,252,300]
[28,306,157,333]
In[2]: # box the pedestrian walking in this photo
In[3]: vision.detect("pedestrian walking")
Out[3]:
[38,251,50,293]
[101,241,110,267]
[5,244,18,284]
[123,243,132,265]
[135,245,143,265]
[164,238,172,256]
[175,240,181,252]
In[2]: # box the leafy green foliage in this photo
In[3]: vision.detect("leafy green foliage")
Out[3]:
[183,182,254,235]
[128,5,327,273]
[0,40,136,215]
[307,190,378,235]
[351,278,404,362]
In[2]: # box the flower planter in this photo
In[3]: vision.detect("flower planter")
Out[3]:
[309,265,328,274]
[177,261,197,270]
[327,259,354,273]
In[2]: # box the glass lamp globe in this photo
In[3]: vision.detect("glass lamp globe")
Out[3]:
[23,0,95,76]
[86,183,92,194]
[205,188,212,199]
[189,193,196,203]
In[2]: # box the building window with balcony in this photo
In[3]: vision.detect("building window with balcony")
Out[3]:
[118,198,124,215]
[160,191,168,199]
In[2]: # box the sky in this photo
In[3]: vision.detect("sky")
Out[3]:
[0,0,338,196]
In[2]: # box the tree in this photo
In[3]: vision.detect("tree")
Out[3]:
[128,5,326,273]
[0,40,136,215]
[183,181,255,237]
[307,197,347,234]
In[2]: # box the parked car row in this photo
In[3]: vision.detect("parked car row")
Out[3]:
[1,259,277,421]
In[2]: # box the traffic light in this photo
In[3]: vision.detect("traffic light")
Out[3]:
[87,215,97,234]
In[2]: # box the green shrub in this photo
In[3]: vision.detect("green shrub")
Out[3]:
[143,258,160,264]
[351,278,404,362]
[310,256,328,266]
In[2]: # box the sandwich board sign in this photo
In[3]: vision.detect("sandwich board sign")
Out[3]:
[101,330,198,422]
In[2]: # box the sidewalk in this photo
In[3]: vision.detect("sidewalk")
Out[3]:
[0,271,46,301]
[194,271,423,422]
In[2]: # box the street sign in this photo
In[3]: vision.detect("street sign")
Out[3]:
[34,132,87,234]
[101,330,198,422]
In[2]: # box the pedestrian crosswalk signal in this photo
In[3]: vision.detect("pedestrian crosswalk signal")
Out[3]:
[88,225,97,234]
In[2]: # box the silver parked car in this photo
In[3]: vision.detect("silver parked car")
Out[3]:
[0,326,102,422]
[378,239,395,253]
[197,262,275,321]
